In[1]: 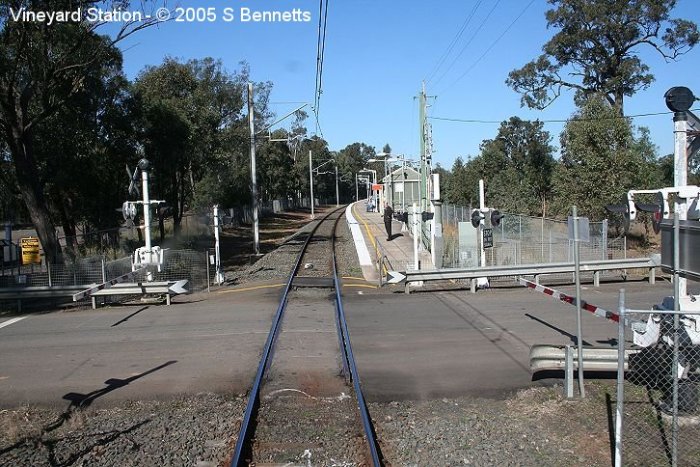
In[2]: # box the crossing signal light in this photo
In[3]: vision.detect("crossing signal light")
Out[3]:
[606,193,636,234]
[421,211,434,222]
[121,201,137,220]
[490,209,504,228]
[471,209,483,228]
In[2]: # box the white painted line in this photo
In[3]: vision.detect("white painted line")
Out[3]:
[346,203,372,266]
[0,317,27,330]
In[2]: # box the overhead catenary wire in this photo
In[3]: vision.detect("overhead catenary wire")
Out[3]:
[314,0,330,130]
[430,0,501,90]
[429,107,700,125]
[438,0,536,96]
[314,0,324,110]
[425,0,483,85]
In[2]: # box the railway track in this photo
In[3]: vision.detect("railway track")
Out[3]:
[230,206,383,466]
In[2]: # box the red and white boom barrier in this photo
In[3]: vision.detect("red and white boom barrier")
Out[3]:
[519,278,619,323]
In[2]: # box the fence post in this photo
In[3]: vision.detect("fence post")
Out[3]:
[614,289,625,467]
[47,261,52,287]
[565,344,574,398]
[602,219,608,260]
[101,257,107,306]
[672,211,681,467]
[206,248,211,293]
[519,215,522,243]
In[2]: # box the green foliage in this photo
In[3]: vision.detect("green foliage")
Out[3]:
[445,156,479,206]
[134,58,261,230]
[507,0,699,112]
[552,96,645,220]
[336,142,375,201]
[445,118,555,217]
[0,0,161,260]
[257,129,297,201]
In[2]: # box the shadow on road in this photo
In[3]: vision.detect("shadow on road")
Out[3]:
[110,305,149,327]
[525,313,592,346]
[0,360,176,464]
[62,360,178,409]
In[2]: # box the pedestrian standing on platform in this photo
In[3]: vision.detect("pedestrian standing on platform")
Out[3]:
[383,203,393,241]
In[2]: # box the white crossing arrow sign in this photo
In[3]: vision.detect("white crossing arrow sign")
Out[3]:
[386,271,406,284]
[168,279,189,294]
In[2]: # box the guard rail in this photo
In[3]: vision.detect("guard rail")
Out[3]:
[0,280,188,311]
[403,257,659,294]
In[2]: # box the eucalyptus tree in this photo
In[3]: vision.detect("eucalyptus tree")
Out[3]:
[0,0,160,261]
[134,58,267,236]
[552,96,644,220]
[448,118,555,216]
[507,0,699,114]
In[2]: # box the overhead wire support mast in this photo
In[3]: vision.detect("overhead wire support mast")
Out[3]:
[248,82,260,256]
[418,82,436,224]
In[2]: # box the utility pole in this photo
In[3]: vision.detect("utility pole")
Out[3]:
[417,81,435,247]
[335,165,339,207]
[248,82,260,255]
[308,150,314,219]
[419,81,426,215]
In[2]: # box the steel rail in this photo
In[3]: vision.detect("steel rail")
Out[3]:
[332,214,384,465]
[230,206,346,466]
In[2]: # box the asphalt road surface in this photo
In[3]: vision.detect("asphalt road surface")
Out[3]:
[0,278,679,408]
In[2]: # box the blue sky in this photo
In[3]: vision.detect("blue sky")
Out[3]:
[114,0,700,169]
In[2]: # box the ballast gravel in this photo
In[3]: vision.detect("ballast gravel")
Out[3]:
[1,385,617,466]
[0,394,246,467]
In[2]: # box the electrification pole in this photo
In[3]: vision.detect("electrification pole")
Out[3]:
[355,174,359,201]
[419,81,426,215]
[309,150,314,219]
[417,81,435,248]
[248,82,260,255]
[335,165,339,207]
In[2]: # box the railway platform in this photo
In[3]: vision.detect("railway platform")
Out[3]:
[346,201,434,283]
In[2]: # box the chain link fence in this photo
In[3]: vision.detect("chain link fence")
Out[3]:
[0,250,211,312]
[440,203,628,279]
[617,308,700,466]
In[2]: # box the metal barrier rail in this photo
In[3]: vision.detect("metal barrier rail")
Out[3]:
[0,285,86,300]
[530,344,636,372]
[0,281,188,311]
[403,257,658,294]
[87,280,188,308]
[530,344,639,399]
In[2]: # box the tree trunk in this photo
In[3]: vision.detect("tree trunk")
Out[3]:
[8,126,63,263]
[173,170,184,238]
[53,188,78,259]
